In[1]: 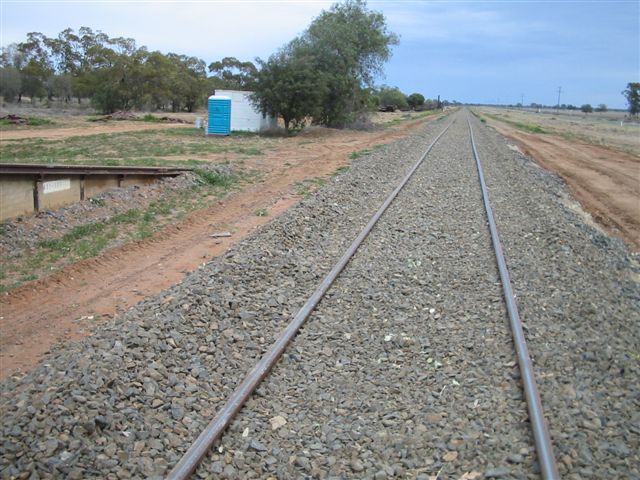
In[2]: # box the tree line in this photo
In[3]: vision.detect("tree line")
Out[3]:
[0,0,408,129]
[1,28,204,112]
[0,27,269,114]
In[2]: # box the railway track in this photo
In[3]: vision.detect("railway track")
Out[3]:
[168,110,559,479]
[2,109,637,479]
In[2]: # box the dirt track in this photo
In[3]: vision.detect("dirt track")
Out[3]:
[0,117,432,379]
[0,121,191,141]
[486,121,640,251]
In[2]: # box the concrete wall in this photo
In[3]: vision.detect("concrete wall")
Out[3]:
[85,176,119,198]
[40,176,81,211]
[0,175,34,220]
[120,175,156,188]
[1,174,168,222]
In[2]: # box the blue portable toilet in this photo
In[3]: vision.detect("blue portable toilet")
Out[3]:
[207,95,231,135]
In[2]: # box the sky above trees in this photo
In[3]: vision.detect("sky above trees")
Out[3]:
[2,0,638,109]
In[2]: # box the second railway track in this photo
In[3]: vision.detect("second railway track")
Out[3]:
[2,109,638,480]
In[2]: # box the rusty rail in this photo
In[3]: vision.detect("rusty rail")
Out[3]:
[0,163,191,176]
[166,120,455,480]
[467,114,560,479]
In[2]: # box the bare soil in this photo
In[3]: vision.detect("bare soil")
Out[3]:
[482,117,640,251]
[0,115,435,379]
[0,120,192,141]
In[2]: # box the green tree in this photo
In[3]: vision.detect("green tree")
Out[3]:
[169,54,208,112]
[377,86,408,110]
[251,40,328,132]
[302,0,398,127]
[18,32,55,102]
[208,57,257,90]
[595,103,607,112]
[581,104,593,113]
[622,82,640,117]
[0,67,22,102]
[47,74,72,101]
[406,92,425,109]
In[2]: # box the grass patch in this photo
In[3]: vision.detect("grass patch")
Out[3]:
[0,128,269,166]
[231,130,259,137]
[194,168,236,187]
[333,165,350,176]
[38,222,106,250]
[349,148,372,160]
[0,116,55,127]
[483,112,546,134]
[140,114,164,123]
[349,143,385,160]
[112,208,141,224]
[295,176,327,197]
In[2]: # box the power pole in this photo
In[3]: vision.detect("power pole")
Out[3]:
[557,86,562,110]
[521,93,524,108]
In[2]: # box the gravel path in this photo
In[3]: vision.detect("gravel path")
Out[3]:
[1,109,638,480]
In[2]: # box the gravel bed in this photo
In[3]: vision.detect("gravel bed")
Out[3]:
[0,116,450,479]
[1,109,637,480]
[470,115,640,479]
[200,116,536,479]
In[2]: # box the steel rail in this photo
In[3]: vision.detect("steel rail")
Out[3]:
[166,119,455,480]
[466,114,560,479]
[0,163,192,176]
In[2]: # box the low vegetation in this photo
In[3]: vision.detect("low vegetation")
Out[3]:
[295,177,327,197]
[481,112,546,134]
[0,115,54,127]
[349,143,387,159]
[0,128,269,166]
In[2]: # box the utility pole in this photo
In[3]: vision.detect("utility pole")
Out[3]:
[521,93,524,108]
[557,86,562,110]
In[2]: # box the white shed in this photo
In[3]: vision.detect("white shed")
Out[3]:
[214,89,277,132]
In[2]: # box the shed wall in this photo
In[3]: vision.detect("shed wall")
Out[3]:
[215,90,278,132]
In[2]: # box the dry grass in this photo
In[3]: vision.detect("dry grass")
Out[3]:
[478,107,640,156]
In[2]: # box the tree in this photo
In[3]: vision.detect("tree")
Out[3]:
[406,92,425,109]
[301,0,398,127]
[251,40,328,132]
[595,104,607,112]
[0,67,22,102]
[18,32,55,102]
[169,54,208,112]
[377,86,408,110]
[581,104,593,113]
[208,57,257,90]
[622,82,640,117]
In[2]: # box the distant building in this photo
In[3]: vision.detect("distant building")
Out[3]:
[214,89,277,132]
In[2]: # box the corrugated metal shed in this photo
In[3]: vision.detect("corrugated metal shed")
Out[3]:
[214,89,277,132]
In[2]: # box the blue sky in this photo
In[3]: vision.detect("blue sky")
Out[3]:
[1,0,638,108]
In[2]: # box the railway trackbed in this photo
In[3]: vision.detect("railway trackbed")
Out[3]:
[1,109,638,479]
